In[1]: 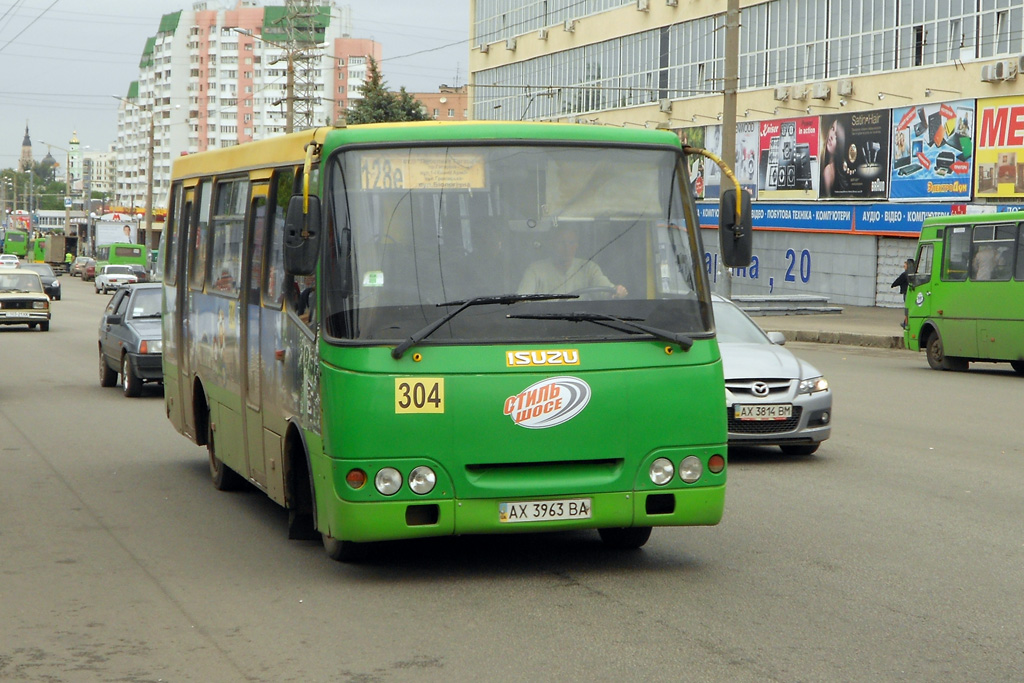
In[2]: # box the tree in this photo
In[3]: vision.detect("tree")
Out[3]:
[345,56,430,125]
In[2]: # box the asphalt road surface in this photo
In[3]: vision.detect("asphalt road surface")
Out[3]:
[1,276,1022,681]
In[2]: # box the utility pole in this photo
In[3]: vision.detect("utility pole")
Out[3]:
[144,111,155,243]
[720,0,740,300]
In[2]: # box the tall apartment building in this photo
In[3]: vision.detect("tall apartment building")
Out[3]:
[115,1,380,213]
[469,0,1024,307]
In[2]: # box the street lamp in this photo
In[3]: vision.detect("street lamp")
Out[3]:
[114,96,155,242]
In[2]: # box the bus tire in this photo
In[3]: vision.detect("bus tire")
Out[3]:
[598,526,652,550]
[122,355,143,397]
[208,419,244,491]
[925,331,968,371]
[99,349,117,387]
[322,534,368,563]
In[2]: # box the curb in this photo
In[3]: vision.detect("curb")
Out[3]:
[767,329,906,349]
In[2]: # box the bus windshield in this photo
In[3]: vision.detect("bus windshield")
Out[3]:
[323,143,707,344]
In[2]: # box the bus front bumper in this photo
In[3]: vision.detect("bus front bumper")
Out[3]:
[321,486,725,543]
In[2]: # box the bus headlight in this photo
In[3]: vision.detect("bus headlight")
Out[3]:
[374,467,402,496]
[408,466,436,494]
[679,456,703,483]
[649,457,674,485]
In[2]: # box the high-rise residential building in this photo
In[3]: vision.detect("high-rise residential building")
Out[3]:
[114,2,380,214]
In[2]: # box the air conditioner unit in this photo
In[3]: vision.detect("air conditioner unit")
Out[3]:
[980,64,997,82]
[537,28,548,40]
[790,86,808,101]
[637,0,650,10]
[478,42,489,53]
[1018,55,1024,73]
[774,86,790,101]
[563,19,576,32]
[811,82,831,100]
[999,59,1018,80]
[666,0,679,5]
[659,98,672,114]
[837,79,854,96]
[993,61,1006,80]
[505,37,517,51]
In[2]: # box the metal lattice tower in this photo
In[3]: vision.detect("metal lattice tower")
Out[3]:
[282,0,324,131]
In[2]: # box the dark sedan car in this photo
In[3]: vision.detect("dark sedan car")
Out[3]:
[19,263,61,300]
[98,282,163,397]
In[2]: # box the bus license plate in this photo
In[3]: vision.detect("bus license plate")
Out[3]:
[498,499,591,524]
[735,403,792,420]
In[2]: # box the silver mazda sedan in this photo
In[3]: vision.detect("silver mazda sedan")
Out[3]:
[713,295,832,455]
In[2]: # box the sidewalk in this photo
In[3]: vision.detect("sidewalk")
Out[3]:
[754,306,907,349]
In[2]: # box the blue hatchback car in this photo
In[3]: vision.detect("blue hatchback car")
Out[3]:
[98,283,163,397]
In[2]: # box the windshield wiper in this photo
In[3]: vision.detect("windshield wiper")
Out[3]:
[391,293,578,359]
[507,311,694,351]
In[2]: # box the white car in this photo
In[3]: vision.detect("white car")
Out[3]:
[0,254,20,267]
[95,264,139,294]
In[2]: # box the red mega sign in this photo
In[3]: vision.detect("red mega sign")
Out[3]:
[978,104,1024,148]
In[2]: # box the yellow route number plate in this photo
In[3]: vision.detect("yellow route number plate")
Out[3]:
[395,378,444,414]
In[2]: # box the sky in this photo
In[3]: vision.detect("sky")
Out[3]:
[0,0,470,168]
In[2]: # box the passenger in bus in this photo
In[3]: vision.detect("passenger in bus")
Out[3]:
[971,245,997,280]
[517,225,627,298]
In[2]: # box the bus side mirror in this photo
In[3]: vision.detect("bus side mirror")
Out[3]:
[719,188,753,268]
[284,194,322,276]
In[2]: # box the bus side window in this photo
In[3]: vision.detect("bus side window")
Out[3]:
[942,227,970,282]
[189,180,213,291]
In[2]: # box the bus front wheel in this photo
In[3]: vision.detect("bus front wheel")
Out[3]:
[598,526,652,550]
[208,419,245,491]
[925,332,968,371]
[322,534,368,563]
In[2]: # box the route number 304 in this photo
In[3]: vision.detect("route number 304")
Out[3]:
[394,378,445,414]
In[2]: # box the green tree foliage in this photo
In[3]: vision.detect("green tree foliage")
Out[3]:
[345,56,430,125]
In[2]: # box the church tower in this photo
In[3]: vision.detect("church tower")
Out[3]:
[20,124,33,173]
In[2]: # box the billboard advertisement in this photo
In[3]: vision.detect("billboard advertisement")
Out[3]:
[757,116,820,199]
[818,110,892,200]
[95,214,140,247]
[889,99,974,201]
[975,94,1024,198]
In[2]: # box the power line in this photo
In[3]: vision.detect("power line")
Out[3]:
[0,0,58,53]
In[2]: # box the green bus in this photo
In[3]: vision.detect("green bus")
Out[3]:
[95,243,147,268]
[905,211,1024,373]
[161,121,751,561]
[4,228,29,258]
[31,237,46,263]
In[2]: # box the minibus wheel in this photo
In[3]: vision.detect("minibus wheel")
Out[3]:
[322,533,368,563]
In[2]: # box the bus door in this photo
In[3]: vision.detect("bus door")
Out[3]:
[241,183,271,493]
[909,240,936,323]
[175,186,198,441]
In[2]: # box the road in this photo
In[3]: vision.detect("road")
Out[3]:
[2,276,1022,682]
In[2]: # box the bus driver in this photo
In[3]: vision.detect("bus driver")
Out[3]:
[517,225,628,298]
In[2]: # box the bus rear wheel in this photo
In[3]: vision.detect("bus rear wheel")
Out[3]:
[598,526,652,550]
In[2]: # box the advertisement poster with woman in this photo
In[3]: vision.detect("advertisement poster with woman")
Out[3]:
[677,125,707,199]
[757,116,819,199]
[889,99,974,201]
[818,110,891,199]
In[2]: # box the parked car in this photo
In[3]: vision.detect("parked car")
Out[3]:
[70,256,92,277]
[83,260,98,282]
[98,283,163,396]
[19,263,61,300]
[95,264,138,294]
[0,254,20,267]
[0,267,50,331]
[713,294,831,455]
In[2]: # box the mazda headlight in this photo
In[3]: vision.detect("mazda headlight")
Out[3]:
[798,376,829,394]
